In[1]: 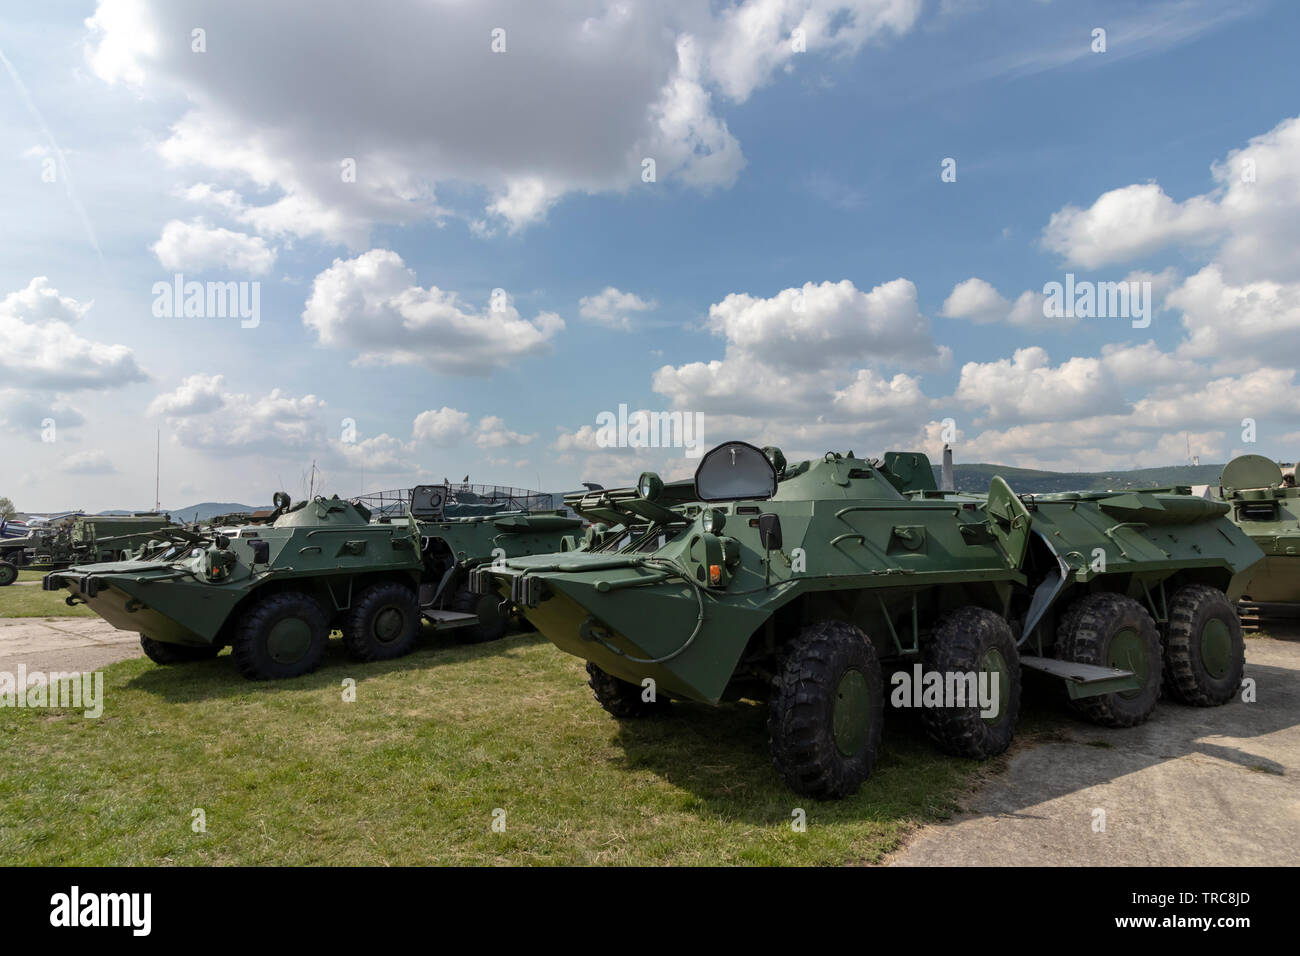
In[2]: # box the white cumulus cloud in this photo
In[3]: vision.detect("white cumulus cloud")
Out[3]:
[301,249,563,375]
[151,219,276,274]
[578,287,657,330]
[84,0,920,238]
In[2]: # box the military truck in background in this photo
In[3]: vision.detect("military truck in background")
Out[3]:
[474,441,1263,799]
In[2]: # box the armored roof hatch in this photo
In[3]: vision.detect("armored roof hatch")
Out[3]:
[1220,454,1283,491]
[694,441,778,502]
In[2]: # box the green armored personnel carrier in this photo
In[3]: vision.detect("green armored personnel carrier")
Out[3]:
[1216,454,1300,624]
[45,486,581,680]
[0,512,174,586]
[472,441,1262,798]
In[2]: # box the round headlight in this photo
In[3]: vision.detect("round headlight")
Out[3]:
[637,471,663,501]
[701,507,726,534]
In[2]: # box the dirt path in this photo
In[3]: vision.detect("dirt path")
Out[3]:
[888,633,1300,866]
[0,617,142,673]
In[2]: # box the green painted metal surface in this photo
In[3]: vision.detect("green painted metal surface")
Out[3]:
[479,441,1264,705]
[1215,454,1300,605]
[0,512,175,571]
[44,492,581,648]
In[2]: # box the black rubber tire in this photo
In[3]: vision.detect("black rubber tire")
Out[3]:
[0,560,16,587]
[586,661,670,717]
[341,581,421,661]
[449,587,509,644]
[1163,584,1245,706]
[1056,592,1162,727]
[920,607,1021,759]
[139,634,221,664]
[768,620,884,800]
[232,591,328,680]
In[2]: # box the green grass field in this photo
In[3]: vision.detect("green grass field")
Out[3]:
[0,626,1046,866]
[0,577,96,618]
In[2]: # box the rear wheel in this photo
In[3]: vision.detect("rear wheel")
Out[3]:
[232,591,328,680]
[0,560,16,587]
[449,587,509,644]
[768,620,884,800]
[341,581,420,661]
[139,634,221,665]
[1163,584,1245,706]
[1056,592,1161,727]
[586,662,670,717]
[921,607,1021,759]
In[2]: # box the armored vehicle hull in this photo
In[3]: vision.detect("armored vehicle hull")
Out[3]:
[475,442,1263,798]
[46,489,580,680]
[1216,454,1300,615]
[0,512,174,584]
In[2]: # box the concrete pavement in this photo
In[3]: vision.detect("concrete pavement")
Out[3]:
[889,632,1300,865]
[0,616,142,673]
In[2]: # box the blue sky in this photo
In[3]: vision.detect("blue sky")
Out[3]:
[2,0,1299,511]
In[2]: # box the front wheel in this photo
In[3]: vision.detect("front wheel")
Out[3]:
[341,581,420,661]
[768,620,884,800]
[0,560,16,587]
[1163,584,1245,706]
[139,634,222,665]
[449,587,509,644]
[586,662,670,717]
[232,591,328,680]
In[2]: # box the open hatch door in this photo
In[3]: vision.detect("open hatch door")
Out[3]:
[986,476,1031,569]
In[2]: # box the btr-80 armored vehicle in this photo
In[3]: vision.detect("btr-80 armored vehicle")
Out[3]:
[1216,454,1300,624]
[45,486,581,680]
[472,441,1262,798]
[0,512,174,586]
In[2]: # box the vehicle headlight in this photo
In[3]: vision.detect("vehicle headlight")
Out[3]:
[638,471,663,501]
[701,507,726,534]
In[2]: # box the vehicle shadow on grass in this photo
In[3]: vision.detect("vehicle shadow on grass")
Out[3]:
[605,654,1300,825]
[605,696,998,827]
[122,626,544,703]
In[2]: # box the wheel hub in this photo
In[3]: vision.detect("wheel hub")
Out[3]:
[832,668,872,757]
[373,606,404,644]
[1200,617,1232,679]
[1108,627,1148,699]
[980,646,1011,724]
[267,617,312,663]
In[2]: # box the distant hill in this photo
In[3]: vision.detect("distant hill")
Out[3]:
[88,465,1231,517]
[166,502,270,523]
[934,463,1226,494]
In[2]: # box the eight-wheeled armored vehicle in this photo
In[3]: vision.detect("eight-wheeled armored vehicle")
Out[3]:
[1216,454,1300,626]
[0,512,173,586]
[44,486,581,680]
[473,441,1263,798]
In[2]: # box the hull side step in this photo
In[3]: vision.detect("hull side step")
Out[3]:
[1020,655,1141,700]
[421,609,480,630]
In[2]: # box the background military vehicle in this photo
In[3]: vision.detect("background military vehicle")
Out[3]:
[474,441,1262,798]
[0,512,173,586]
[1216,454,1300,627]
[45,485,581,680]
